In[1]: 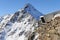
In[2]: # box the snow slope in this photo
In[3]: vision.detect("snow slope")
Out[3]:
[5,12,38,40]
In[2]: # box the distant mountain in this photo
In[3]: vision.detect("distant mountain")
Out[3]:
[0,3,43,40]
[44,11,60,22]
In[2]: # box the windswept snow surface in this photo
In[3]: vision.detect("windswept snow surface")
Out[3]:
[5,13,38,40]
[0,12,38,40]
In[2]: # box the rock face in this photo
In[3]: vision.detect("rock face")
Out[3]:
[36,14,60,40]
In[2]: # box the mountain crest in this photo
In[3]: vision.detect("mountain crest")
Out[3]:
[24,3,33,9]
[24,3,44,20]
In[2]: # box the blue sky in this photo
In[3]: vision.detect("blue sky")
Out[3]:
[0,0,60,16]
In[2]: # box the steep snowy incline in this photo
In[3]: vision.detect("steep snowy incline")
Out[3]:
[5,12,38,40]
[0,14,14,40]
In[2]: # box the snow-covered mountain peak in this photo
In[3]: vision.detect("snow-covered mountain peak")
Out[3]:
[20,3,44,20]
[0,3,44,40]
[17,3,44,20]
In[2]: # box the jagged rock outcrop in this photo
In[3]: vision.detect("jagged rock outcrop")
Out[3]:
[36,14,60,40]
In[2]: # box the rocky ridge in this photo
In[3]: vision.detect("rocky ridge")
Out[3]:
[36,16,60,40]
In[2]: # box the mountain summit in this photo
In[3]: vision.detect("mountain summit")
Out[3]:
[20,3,44,20]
